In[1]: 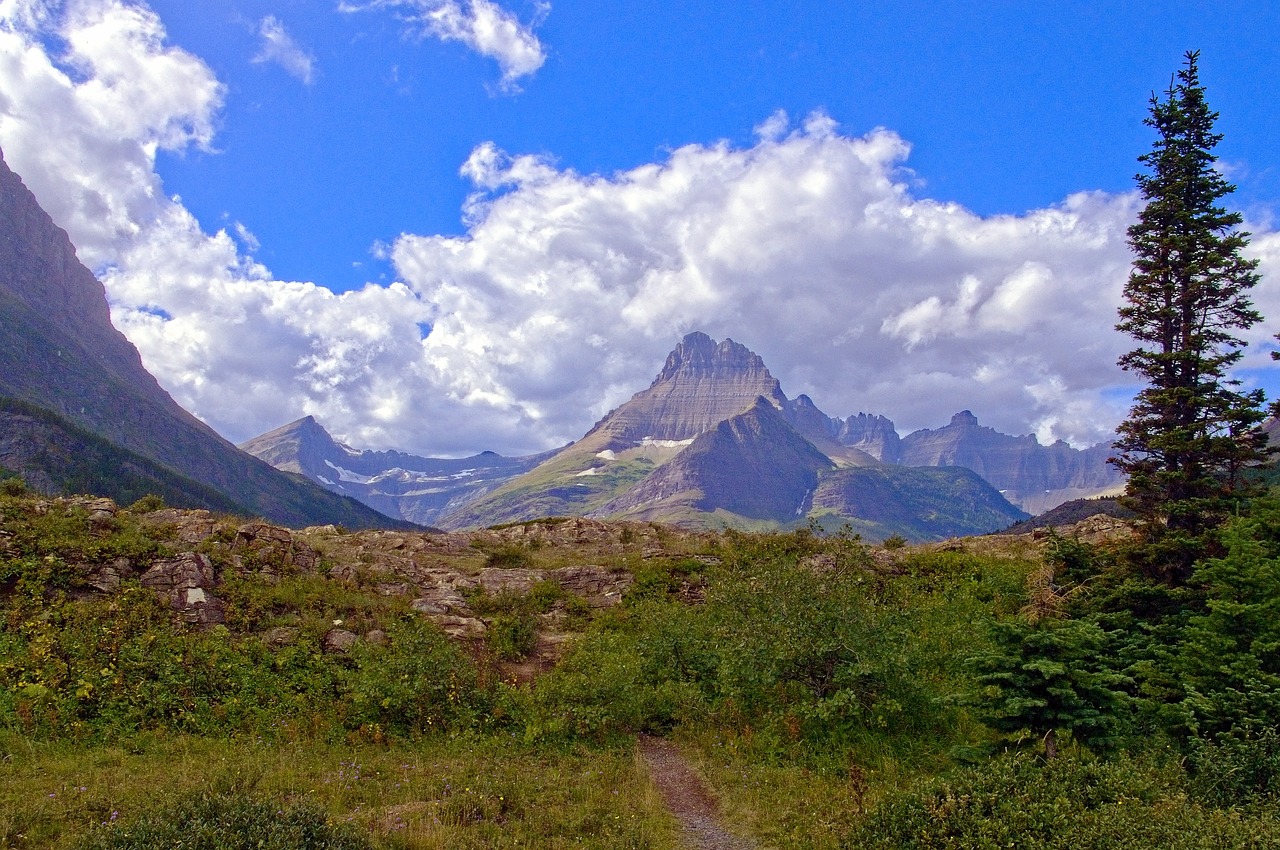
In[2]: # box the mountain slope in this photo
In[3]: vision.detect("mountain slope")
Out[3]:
[0,151,403,529]
[811,465,1028,539]
[595,397,835,525]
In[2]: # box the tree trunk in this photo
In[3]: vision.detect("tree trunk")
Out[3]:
[1044,728,1058,760]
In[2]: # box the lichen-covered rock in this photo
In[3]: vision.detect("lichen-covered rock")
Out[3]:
[261,626,299,646]
[551,565,631,607]
[140,553,225,625]
[411,586,469,615]
[430,615,486,639]
[322,628,359,654]
[87,556,135,594]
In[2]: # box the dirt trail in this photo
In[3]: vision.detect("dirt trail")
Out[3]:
[638,735,758,850]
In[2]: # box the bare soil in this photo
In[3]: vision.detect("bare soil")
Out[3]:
[638,735,758,850]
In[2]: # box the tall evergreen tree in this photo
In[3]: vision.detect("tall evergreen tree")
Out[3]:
[1112,51,1268,575]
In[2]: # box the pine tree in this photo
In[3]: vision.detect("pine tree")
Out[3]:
[1112,51,1268,576]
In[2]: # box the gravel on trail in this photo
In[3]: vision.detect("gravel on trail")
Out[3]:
[638,735,759,850]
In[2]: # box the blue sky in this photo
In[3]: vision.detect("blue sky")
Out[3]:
[2,0,1279,457]
[145,1,1280,291]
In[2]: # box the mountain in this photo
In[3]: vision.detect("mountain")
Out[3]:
[247,329,1124,535]
[594,397,835,525]
[238,416,553,527]
[811,465,1029,541]
[898,411,1124,514]
[586,331,789,443]
[431,334,770,529]
[0,150,404,529]
[412,332,1028,537]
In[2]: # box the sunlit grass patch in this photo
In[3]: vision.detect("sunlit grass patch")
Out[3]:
[0,732,679,849]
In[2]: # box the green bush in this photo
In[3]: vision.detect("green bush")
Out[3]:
[846,750,1280,849]
[345,616,486,734]
[0,475,28,496]
[1186,729,1280,806]
[75,792,371,850]
[126,494,165,514]
[488,611,537,660]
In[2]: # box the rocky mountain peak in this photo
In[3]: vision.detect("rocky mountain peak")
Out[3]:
[950,410,980,427]
[652,331,772,388]
[589,332,787,443]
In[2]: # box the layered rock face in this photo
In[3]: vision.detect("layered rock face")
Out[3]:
[836,412,903,463]
[0,151,400,530]
[585,331,788,444]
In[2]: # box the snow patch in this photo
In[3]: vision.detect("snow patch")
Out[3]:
[596,449,617,460]
[639,437,694,448]
[324,459,375,484]
[576,467,602,477]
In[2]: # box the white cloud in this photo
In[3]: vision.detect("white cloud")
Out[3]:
[3,0,1279,460]
[339,0,547,92]
[388,128,1156,450]
[252,15,315,85]
[232,221,260,253]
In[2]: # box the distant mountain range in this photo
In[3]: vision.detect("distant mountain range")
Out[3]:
[0,146,1121,539]
[245,332,1123,539]
[0,150,405,530]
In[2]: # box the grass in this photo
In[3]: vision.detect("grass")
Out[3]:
[0,732,680,849]
[7,489,1280,848]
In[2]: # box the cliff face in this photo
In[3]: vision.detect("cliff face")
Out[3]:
[586,331,788,444]
[899,411,1123,512]
[835,412,903,463]
[0,151,401,529]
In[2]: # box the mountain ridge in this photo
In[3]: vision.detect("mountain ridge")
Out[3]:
[0,150,406,530]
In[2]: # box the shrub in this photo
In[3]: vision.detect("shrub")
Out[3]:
[345,616,484,734]
[488,612,537,661]
[881,534,907,550]
[75,792,371,850]
[1186,728,1280,806]
[126,494,165,514]
[0,475,28,496]
[845,750,1280,849]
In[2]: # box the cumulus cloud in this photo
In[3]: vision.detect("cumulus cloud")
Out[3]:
[339,0,547,92]
[389,116,1154,450]
[3,0,1278,459]
[252,15,315,85]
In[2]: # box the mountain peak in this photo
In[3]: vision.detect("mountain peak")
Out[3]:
[653,331,769,388]
[592,333,786,443]
[950,410,979,427]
